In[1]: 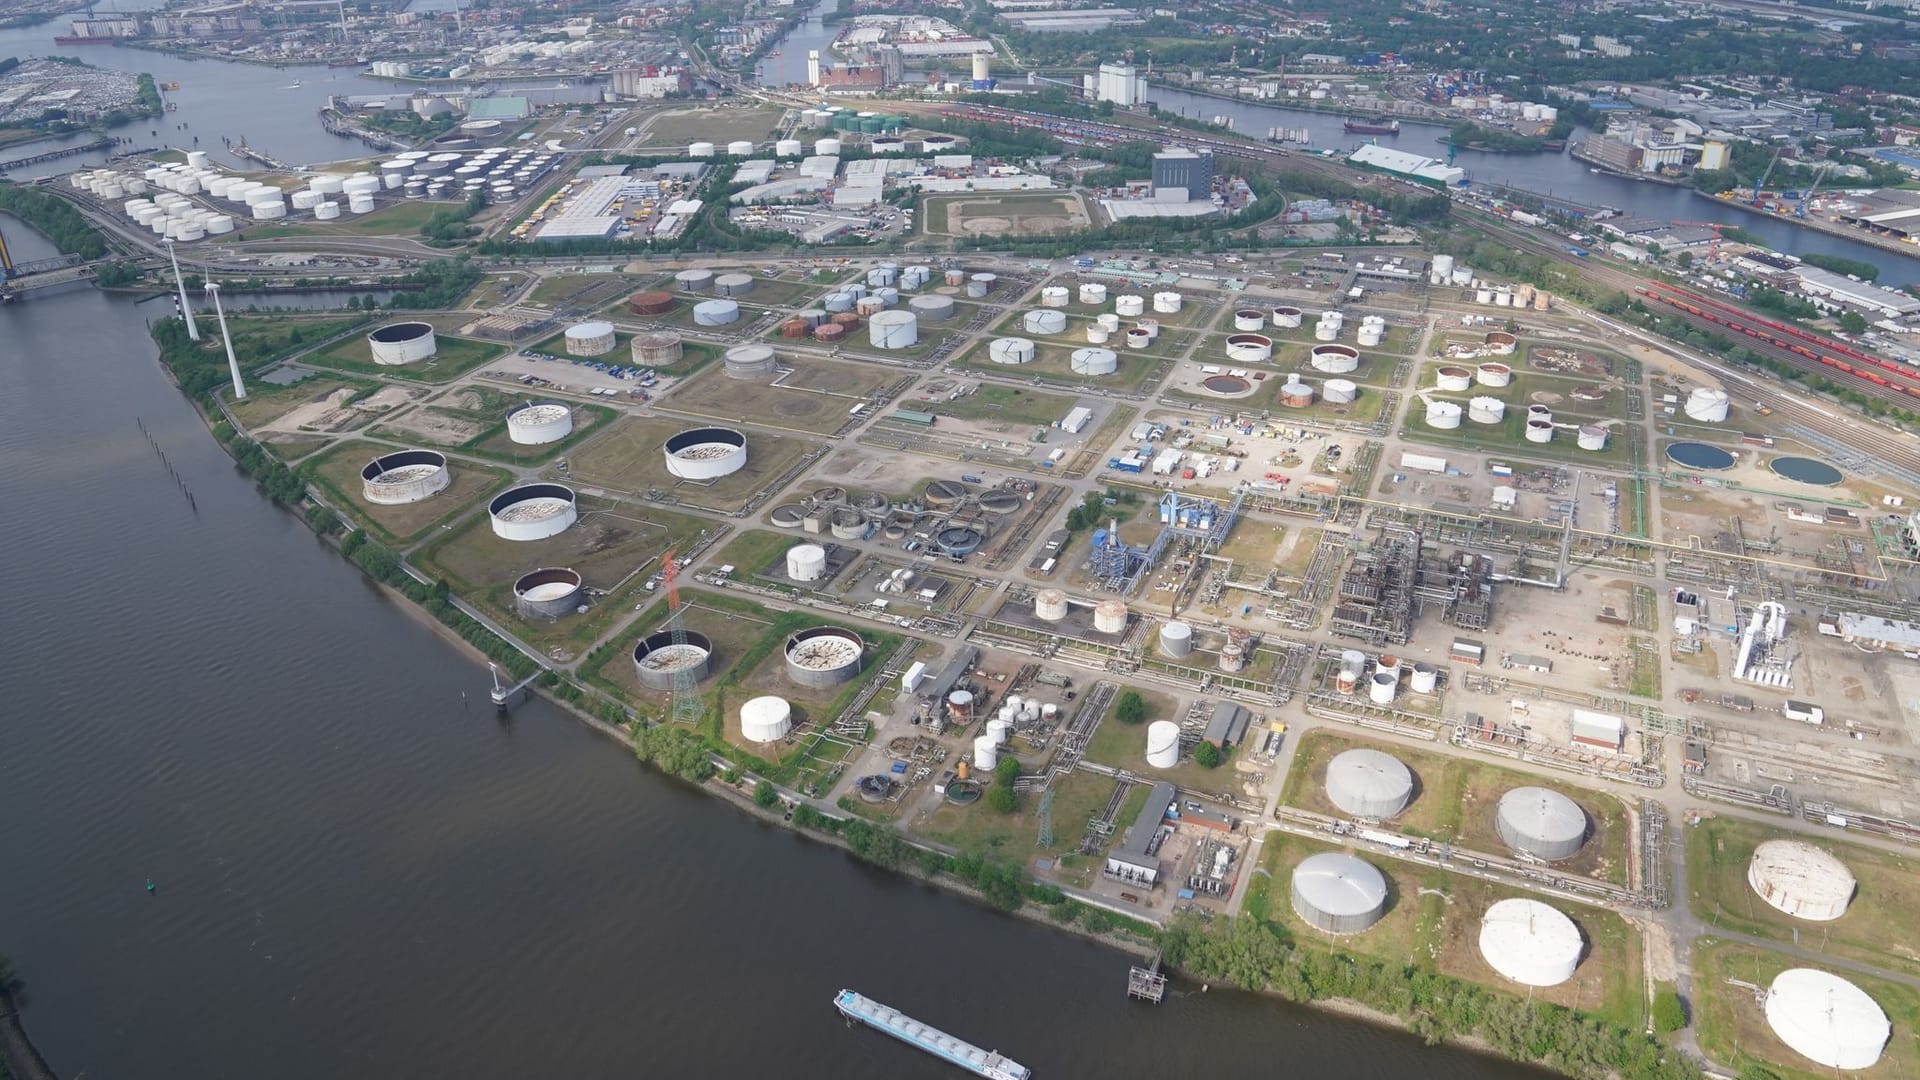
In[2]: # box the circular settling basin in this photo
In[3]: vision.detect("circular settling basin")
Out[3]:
[1203,374,1252,395]
[945,779,983,804]
[1769,456,1844,486]
[1666,442,1736,471]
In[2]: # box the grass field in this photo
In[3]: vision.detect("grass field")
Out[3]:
[922,192,1091,239]
[912,768,1143,888]
[644,105,784,145]
[1080,688,1250,796]
[529,273,636,308]
[560,415,817,512]
[234,199,449,240]
[303,318,506,383]
[220,313,372,371]
[710,529,798,578]
[664,358,893,435]
[1686,815,1920,977]
[301,442,509,546]
[1694,938,1920,1080]
[913,384,1077,428]
[1278,729,1632,886]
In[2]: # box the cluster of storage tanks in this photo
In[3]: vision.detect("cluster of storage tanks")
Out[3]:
[1333,650,1441,705]
[1472,282,1551,311]
[82,160,237,241]
[969,694,1051,769]
[380,146,555,203]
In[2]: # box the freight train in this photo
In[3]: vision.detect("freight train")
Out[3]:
[1642,283,1920,404]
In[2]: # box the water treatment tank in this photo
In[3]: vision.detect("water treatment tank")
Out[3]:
[1326,748,1414,818]
[1747,839,1856,921]
[786,543,827,582]
[1115,294,1144,317]
[1023,309,1067,336]
[1425,399,1463,429]
[740,695,793,743]
[1479,898,1583,987]
[1160,620,1193,658]
[1146,721,1181,770]
[1034,589,1069,621]
[1685,388,1731,423]
[1071,348,1118,376]
[1765,969,1890,1070]
[1291,852,1389,934]
[1495,787,1587,861]
[1093,600,1128,634]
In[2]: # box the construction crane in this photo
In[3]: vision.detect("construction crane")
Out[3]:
[1751,147,1784,205]
[660,549,704,727]
[1796,162,1834,218]
[1673,221,1736,260]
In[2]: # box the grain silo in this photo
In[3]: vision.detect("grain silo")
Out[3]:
[1478,898,1583,987]
[1325,748,1414,819]
[1291,852,1389,934]
[1495,787,1588,861]
[1747,839,1856,922]
[1765,968,1890,1070]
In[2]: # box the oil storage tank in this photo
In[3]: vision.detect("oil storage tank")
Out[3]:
[723,344,778,379]
[1685,388,1731,423]
[786,543,827,582]
[1023,309,1067,336]
[565,320,616,357]
[908,294,955,321]
[1495,787,1587,861]
[664,427,748,479]
[632,331,683,365]
[1159,620,1193,658]
[692,299,740,326]
[739,696,794,743]
[1146,721,1181,770]
[488,483,577,541]
[632,629,713,690]
[1747,839,1856,921]
[989,337,1035,365]
[1765,969,1890,1070]
[1425,399,1463,429]
[367,321,437,365]
[513,568,584,620]
[360,450,450,505]
[785,626,864,688]
[1479,898,1583,987]
[1325,748,1414,819]
[1291,852,1389,934]
[1071,348,1118,376]
[507,402,573,445]
[1034,589,1069,621]
[869,310,918,350]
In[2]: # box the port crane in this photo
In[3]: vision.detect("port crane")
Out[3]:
[1751,147,1784,205]
[1795,162,1834,218]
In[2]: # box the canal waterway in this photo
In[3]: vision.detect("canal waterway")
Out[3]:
[755,0,841,88]
[0,241,1563,1078]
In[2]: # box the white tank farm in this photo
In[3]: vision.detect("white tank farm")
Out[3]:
[973,735,999,771]
[313,201,341,220]
[1326,748,1413,818]
[292,189,322,210]
[989,337,1035,365]
[907,294,954,320]
[1023,309,1067,335]
[1078,282,1108,305]
[1291,852,1389,934]
[1476,362,1513,387]
[1323,379,1358,405]
[714,272,755,297]
[343,175,381,197]
[1226,334,1274,363]
[692,299,740,326]
[869,310,918,349]
[1152,292,1182,313]
[565,321,617,357]
[1495,787,1587,860]
[1577,424,1609,451]
[251,201,287,220]
[1425,399,1463,429]
[664,427,748,479]
[1039,286,1069,307]
[1146,721,1181,769]
[1093,599,1128,634]
[360,450,451,505]
[786,542,828,582]
[348,194,376,214]
[1033,588,1069,621]
[1686,387,1731,423]
[488,483,577,541]
[1468,396,1506,424]
[310,173,346,195]
[1748,839,1856,921]
[723,344,777,379]
[507,402,574,445]
[1071,348,1118,376]
[1765,968,1890,1070]
[740,696,793,743]
[1479,898,1583,987]
[1114,294,1145,317]
[367,322,437,365]
[1159,620,1193,658]
[1272,306,1303,329]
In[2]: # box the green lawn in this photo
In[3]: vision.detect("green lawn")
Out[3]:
[916,384,1079,428]
[302,324,505,383]
[301,442,509,546]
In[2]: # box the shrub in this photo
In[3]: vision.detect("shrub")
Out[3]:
[1193,741,1222,768]
[1114,690,1147,724]
[1653,989,1687,1035]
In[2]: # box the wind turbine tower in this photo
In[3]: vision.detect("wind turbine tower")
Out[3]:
[204,282,248,400]
[164,238,199,342]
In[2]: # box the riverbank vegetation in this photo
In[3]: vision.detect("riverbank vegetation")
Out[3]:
[0,184,109,259]
[1444,122,1546,153]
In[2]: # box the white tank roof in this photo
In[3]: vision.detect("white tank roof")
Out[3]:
[1766,968,1890,1070]
[1478,898,1583,987]
[1748,839,1856,921]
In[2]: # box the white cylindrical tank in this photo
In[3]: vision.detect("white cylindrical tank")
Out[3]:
[973,735,999,771]
[368,322,437,365]
[1367,669,1397,705]
[507,402,573,445]
[740,695,794,743]
[1496,787,1587,860]
[869,310,918,350]
[1096,313,1121,333]
[348,193,376,214]
[205,214,235,235]
[1577,425,1609,451]
[1323,379,1358,405]
[814,137,843,156]
[566,321,617,357]
[1357,321,1384,347]
[1023,309,1067,335]
[663,427,747,479]
[1146,721,1181,770]
[1078,282,1108,305]
[1124,328,1150,350]
[1685,388,1731,423]
[1747,839,1856,921]
[1160,620,1193,658]
[1410,663,1439,694]
[907,294,954,320]
[1071,348,1118,375]
[1426,399,1463,429]
[1034,589,1068,621]
[1326,748,1414,818]
[692,299,741,326]
[1431,253,1455,282]
[1039,286,1069,307]
[1313,319,1339,342]
[310,174,345,195]
[488,483,577,541]
[989,337,1035,365]
[786,543,827,582]
[1093,600,1127,634]
[343,175,381,197]
[1480,899,1583,987]
[1435,366,1473,392]
[775,138,804,157]
[1477,362,1513,387]
[312,201,341,220]
[1087,326,1111,345]
[1476,288,1494,305]
[726,140,754,156]
[1468,396,1506,425]
[1272,306,1303,329]
[1291,852,1389,934]
[688,141,716,158]
[714,272,755,297]
[1525,419,1554,444]
[987,718,1010,746]
[251,201,287,220]
[1152,292,1182,313]
[1309,344,1358,373]
[1114,294,1144,316]
[1765,969,1890,1070]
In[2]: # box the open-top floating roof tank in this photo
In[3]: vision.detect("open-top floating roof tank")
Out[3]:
[632,628,714,690]
[513,567,584,621]
[488,483,577,542]
[1291,852,1389,934]
[1325,748,1414,819]
[360,449,450,505]
[1309,344,1359,373]
[367,321,437,365]
[664,427,747,480]
[1435,365,1473,392]
[507,402,573,445]
[1479,898,1583,987]
[1495,787,1587,861]
[1765,968,1891,1070]
[1748,839,1856,921]
[785,626,864,689]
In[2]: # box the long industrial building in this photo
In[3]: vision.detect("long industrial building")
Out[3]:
[1348,144,1465,186]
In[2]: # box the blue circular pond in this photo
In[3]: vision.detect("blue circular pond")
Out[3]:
[1666,442,1736,471]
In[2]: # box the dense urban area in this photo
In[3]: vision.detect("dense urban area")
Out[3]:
[7,0,1920,1074]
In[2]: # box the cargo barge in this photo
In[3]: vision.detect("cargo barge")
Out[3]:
[834,989,1031,1080]
[1343,117,1400,135]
